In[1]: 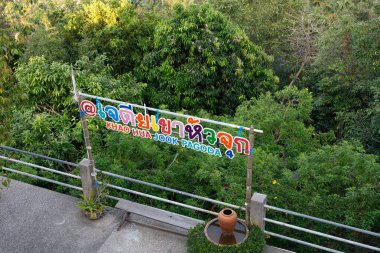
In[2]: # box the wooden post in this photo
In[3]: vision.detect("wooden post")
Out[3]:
[71,67,97,197]
[79,158,96,199]
[245,126,254,225]
[250,193,267,230]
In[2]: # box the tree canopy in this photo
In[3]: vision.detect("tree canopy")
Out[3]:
[137,4,278,115]
[1,0,379,252]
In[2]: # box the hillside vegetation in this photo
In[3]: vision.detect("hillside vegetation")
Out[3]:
[0,0,379,252]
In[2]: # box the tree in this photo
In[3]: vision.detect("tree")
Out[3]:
[11,54,146,159]
[1,2,379,252]
[0,1,23,143]
[271,142,380,252]
[234,86,320,169]
[244,0,309,86]
[304,11,380,154]
[136,4,278,115]
[207,0,252,33]
[65,0,159,75]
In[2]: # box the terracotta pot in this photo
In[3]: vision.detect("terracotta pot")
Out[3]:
[218,208,237,234]
[82,209,105,220]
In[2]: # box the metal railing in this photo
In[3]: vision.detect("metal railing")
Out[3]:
[1,145,379,253]
[264,218,380,252]
[2,167,82,192]
[96,168,245,211]
[261,203,380,252]
[265,204,380,238]
[0,145,238,216]
[0,145,79,167]
[264,231,344,253]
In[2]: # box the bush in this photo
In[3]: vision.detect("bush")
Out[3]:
[187,222,265,253]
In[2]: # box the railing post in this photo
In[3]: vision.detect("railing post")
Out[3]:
[79,158,97,199]
[250,192,267,230]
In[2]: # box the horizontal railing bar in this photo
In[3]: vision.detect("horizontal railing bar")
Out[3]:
[2,166,122,203]
[0,156,81,180]
[264,230,344,253]
[104,182,218,216]
[77,92,263,134]
[0,152,244,212]
[2,167,83,191]
[0,164,220,219]
[2,166,211,224]
[0,156,227,216]
[265,204,380,238]
[106,195,122,201]
[265,218,380,252]
[4,160,376,253]
[2,167,200,229]
[0,147,243,211]
[0,146,79,168]
[96,168,245,211]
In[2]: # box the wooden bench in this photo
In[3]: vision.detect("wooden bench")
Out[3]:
[116,199,203,230]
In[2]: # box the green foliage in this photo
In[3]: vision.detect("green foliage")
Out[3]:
[137,3,278,115]
[8,109,83,162]
[65,0,159,74]
[15,56,71,113]
[1,1,379,252]
[247,0,307,53]
[278,142,380,230]
[10,54,146,160]
[20,27,70,63]
[207,0,252,33]
[77,194,104,212]
[214,0,309,85]
[267,141,380,252]
[235,86,318,168]
[0,174,11,190]
[304,13,380,154]
[0,2,21,143]
[77,183,108,212]
[74,55,147,103]
[187,222,265,253]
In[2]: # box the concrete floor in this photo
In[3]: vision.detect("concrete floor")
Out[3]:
[98,213,187,253]
[0,178,187,253]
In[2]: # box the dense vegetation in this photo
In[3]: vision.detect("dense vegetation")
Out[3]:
[187,223,265,253]
[0,0,379,252]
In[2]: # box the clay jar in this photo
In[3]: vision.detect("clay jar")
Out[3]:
[218,208,237,234]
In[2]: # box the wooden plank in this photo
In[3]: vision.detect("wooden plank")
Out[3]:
[116,199,203,230]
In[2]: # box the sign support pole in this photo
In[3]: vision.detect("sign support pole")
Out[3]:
[245,126,254,225]
[71,67,97,196]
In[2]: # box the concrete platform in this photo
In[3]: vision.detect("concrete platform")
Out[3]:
[0,178,190,253]
[98,212,188,253]
[0,178,293,253]
[0,178,124,253]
